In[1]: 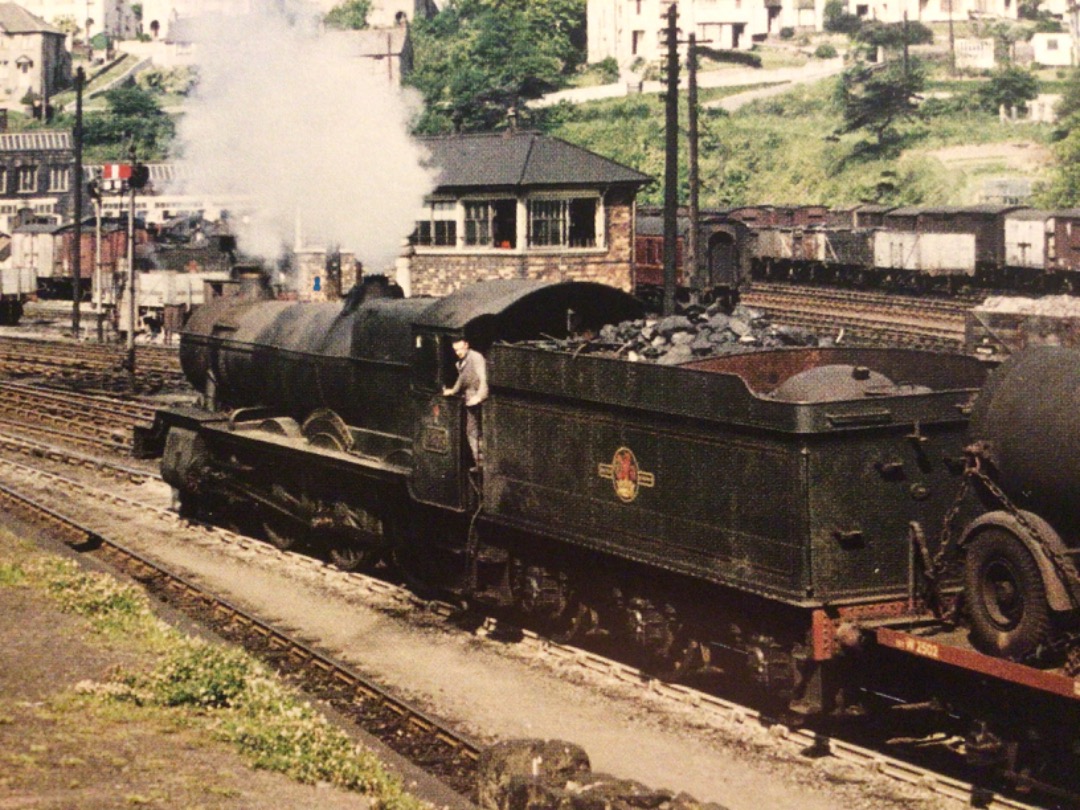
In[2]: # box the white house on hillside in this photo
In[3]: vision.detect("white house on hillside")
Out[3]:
[13,0,136,40]
[588,0,1016,65]
[1031,31,1073,66]
[588,0,807,61]
[848,0,1017,25]
[0,4,70,109]
[139,0,437,41]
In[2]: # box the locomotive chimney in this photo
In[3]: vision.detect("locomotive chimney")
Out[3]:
[233,264,272,300]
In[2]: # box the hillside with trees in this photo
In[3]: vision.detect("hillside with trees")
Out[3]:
[405,0,1080,208]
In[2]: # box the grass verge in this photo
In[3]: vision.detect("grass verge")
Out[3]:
[0,528,427,810]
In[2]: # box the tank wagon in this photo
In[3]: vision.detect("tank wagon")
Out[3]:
[138,280,1080,797]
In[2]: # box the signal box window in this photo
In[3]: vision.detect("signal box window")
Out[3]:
[465,199,516,248]
[529,197,597,248]
[414,200,456,247]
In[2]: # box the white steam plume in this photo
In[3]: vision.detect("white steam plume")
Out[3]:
[169,0,436,272]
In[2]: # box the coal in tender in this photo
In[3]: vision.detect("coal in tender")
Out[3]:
[532,302,818,363]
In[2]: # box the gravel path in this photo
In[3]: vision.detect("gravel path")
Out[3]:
[0,457,969,810]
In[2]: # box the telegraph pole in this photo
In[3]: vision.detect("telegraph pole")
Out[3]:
[662,2,679,317]
[125,146,137,379]
[72,67,84,339]
[687,33,700,301]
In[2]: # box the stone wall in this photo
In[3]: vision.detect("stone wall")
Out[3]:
[409,192,635,298]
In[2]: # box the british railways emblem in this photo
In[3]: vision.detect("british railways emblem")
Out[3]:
[598,447,655,503]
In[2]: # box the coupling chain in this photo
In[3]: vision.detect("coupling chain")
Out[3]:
[966,460,1080,596]
[923,471,973,621]
[927,445,1080,619]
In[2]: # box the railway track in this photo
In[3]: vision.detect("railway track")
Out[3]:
[0,448,1053,810]
[0,334,184,389]
[0,459,483,801]
[0,380,159,454]
[743,283,971,351]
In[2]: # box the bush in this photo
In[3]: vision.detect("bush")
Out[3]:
[824,0,862,34]
[142,642,253,708]
[779,27,796,39]
[698,46,762,68]
[975,65,1039,113]
[595,57,620,84]
[856,20,934,49]
[815,43,838,59]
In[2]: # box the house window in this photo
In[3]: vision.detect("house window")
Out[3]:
[632,30,645,55]
[414,200,457,246]
[49,167,69,192]
[465,199,516,248]
[18,166,37,193]
[0,169,6,193]
[16,56,32,74]
[529,198,598,248]
[1048,38,1060,50]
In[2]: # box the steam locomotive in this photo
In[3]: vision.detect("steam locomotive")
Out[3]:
[137,279,1080,798]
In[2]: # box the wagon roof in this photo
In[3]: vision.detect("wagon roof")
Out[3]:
[413,279,644,331]
[886,204,1029,217]
[1006,209,1055,221]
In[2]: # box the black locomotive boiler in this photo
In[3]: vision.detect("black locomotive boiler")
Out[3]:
[138,279,1080,796]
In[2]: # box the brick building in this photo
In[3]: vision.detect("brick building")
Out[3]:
[0,130,73,232]
[408,131,651,297]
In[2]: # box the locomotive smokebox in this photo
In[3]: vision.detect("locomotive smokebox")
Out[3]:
[969,346,1080,536]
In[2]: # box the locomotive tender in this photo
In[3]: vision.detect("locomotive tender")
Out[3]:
[139,279,1080,792]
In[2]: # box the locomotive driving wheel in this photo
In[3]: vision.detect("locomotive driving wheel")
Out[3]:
[301,409,353,452]
[327,530,378,572]
[964,523,1051,660]
[261,511,307,552]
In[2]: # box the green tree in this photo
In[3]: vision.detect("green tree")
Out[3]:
[975,65,1038,113]
[823,0,861,35]
[408,0,586,133]
[81,83,175,159]
[1039,128,1080,206]
[834,58,926,150]
[854,20,934,52]
[52,14,79,38]
[324,0,371,30]
[1053,67,1080,135]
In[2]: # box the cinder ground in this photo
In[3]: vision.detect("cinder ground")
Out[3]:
[0,461,963,810]
[0,536,372,810]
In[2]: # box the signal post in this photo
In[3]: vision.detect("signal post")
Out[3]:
[99,158,149,378]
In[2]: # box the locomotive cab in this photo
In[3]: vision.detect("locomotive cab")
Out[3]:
[407,281,645,512]
[408,327,477,512]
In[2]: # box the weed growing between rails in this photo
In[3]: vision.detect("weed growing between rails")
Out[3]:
[0,528,427,810]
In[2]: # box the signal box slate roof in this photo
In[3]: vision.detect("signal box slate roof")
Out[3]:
[418,131,651,191]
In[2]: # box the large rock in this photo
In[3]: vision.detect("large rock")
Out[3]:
[477,739,590,810]
[478,740,732,810]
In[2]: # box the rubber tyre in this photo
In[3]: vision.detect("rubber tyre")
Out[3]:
[964,527,1051,660]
